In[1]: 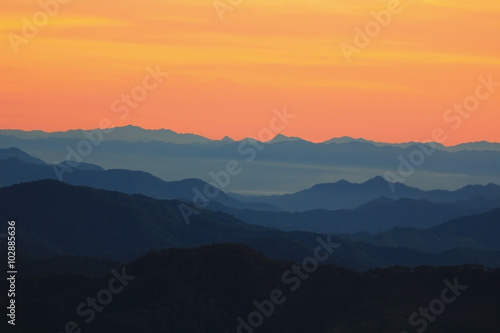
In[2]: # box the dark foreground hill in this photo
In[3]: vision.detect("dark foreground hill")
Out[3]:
[0,179,288,261]
[1,244,499,333]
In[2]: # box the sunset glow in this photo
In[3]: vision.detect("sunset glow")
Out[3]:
[1,0,499,145]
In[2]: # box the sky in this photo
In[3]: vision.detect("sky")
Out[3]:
[1,0,499,145]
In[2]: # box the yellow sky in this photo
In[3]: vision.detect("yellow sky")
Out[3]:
[1,0,499,144]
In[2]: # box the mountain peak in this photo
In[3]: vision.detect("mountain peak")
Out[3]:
[308,179,353,191]
[322,136,374,144]
[115,125,176,134]
[268,134,304,143]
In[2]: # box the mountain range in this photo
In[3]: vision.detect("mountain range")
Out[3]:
[0,125,212,144]
[2,180,500,271]
[2,147,500,236]
[3,146,500,214]
[0,149,276,211]
[2,135,500,332]
[230,176,500,211]
[3,125,500,151]
[209,196,499,233]
[1,126,500,193]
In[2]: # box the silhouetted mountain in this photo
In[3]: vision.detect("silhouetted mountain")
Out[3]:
[2,181,500,270]
[0,157,55,187]
[64,172,276,211]
[268,133,307,143]
[3,244,500,333]
[4,147,500,213]
[231,176,500,211]
[430,209,500,250]
[3,127,499,150]
[209,197,494,233]
[2,132,500,193]
[0,147,46,164]
[446,140,500,152]
[0,180,289,261]
[0,125,211,144]
[341,208,500,253]
[322,137,500,152]
[55,160,105,171]
[0,156,276,211]
[0,146,103,171]
[322,136,379,145]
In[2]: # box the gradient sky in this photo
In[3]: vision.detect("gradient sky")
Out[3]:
[1,0,499,145]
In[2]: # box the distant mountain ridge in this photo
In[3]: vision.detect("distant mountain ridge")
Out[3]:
[323,137,500,152]
[2,126,499,150]
[0,125,212,144]
[230,176,500,211]
[1,130,500,193]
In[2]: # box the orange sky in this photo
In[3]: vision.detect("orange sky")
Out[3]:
[1,0,499,145]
